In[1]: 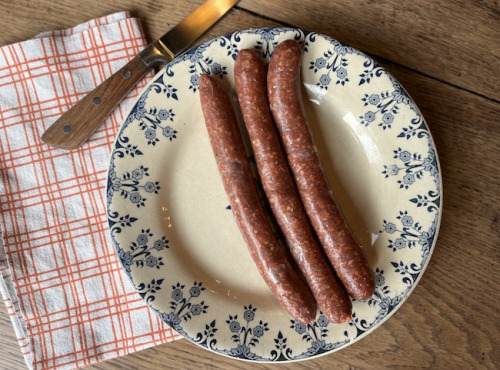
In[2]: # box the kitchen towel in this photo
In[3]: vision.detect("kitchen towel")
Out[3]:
[0,12,181,370]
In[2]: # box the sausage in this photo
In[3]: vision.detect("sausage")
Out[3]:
[198,73,317,323]
[267,40,375,300]
[234,49,352,323]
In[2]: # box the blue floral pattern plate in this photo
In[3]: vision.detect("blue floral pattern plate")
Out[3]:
[107,28,442,362]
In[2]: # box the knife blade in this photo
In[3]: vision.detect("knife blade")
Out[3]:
[41,0,239,150]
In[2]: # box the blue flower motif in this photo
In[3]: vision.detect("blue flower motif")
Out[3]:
[145,255,158,267]
[158,109,170,121]
[154,239,166,251]
[375,274,385,286]
[401,215,414,226]
[162,126,177,141]
[364,111,376,123]
[294,322,307,334]
[315,57,326,69]
[403,174,416,185]
[388,165,399,176]
[190,74,200,86]
[211,63,222,74]
[145,128,156,140]
[229,320,240,333]
[253,325,265,338]
[317,315,329,327]
[399,150,411,162]
[144,181,157,193]
[137,233,149,245]
[385,222,397,234]
[382,112,394,124]
[132,169,143,180]
[394,238,407,249]
[244,309,255,322]
[369,94,380,105]
[191,304,202,315]
[336,67,347,79]
[172,288,183,301]
[130,192,142,204]
[319,74,331,86]
[190,286,201,297]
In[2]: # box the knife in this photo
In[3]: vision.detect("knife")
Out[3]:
[41,0,239,150]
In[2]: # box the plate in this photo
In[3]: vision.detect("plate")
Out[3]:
[106,28,442,362]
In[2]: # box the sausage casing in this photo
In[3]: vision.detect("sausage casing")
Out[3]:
[267,40,375,300]
[199,73,317,323]
[234,49,352,323]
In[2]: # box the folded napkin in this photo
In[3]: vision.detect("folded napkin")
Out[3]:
[0,12,180,369]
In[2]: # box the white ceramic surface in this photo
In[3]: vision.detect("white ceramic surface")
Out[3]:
[107,28,442,362]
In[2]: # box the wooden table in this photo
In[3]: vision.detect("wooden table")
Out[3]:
[1,1,498,369]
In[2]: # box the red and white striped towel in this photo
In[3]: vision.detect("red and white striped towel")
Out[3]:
[0,12,181,370]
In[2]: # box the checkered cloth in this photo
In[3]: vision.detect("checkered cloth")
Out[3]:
[0,12,181,369]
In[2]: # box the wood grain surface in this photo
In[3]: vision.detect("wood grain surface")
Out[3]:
[1,0,499,369]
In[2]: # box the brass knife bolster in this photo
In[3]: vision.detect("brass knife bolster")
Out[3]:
[138,41,174,68]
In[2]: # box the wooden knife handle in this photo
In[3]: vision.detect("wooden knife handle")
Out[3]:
[41,55,150,150]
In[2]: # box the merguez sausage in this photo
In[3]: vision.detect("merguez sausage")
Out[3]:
[267,40,375,300]
[199,73,317,323]
[234,49,352,323]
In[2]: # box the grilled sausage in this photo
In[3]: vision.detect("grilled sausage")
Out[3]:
[267,40,375,300]
[234,49,352,323]
[199,73,317,323]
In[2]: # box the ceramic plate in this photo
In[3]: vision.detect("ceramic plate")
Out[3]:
[106,28,442,362]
